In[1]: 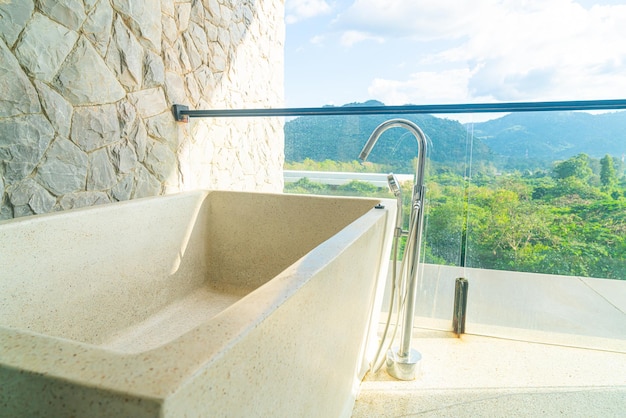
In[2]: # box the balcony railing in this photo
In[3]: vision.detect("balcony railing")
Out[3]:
[177,99,626,352]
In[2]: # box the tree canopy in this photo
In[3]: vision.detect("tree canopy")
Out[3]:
[285,154,626,280]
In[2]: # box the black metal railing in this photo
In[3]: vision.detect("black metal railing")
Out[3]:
[173,99,626,121]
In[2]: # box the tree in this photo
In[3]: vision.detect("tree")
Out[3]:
[553,153,592,181]
[425,193,466,265]
[466,187,553,271]
[600,154,617,188]
[550,154,603,201]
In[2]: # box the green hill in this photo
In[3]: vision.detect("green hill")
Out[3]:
[284,101,490,171]
[284,102,626,171]
[471,111,626,161]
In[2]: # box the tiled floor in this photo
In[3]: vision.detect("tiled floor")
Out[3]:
[351,329,626,417]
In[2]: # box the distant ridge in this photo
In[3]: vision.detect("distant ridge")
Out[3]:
[285,101,626,169]
[284,102,488,169]
[471,111,626,161]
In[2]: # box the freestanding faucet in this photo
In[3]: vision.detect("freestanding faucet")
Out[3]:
[359,119,428,380]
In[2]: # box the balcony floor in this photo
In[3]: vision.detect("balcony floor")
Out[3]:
[351,328,626,417]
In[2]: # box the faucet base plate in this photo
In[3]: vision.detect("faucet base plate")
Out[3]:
[386,347,422,380]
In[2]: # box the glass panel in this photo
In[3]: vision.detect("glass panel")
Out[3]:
[282,112,468,331]
[283,113,466,265]
[463,110,626,278]
[462,110,626,351]
[273,104,625,351]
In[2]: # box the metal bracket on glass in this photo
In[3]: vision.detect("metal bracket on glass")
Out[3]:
[453,277,469,336]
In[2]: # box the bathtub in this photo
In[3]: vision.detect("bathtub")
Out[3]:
[0,190,394,417]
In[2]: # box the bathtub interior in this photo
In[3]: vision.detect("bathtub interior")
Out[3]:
[0,191,383,353]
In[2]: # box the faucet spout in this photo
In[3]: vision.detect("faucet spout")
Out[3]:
[359,119,428,380]
[359,119,428,200]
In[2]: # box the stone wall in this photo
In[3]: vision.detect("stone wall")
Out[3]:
[0,0,285,220]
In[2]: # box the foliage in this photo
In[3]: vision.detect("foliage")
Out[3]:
[285,178,393,199]
[600,154,618,189]
[284,158,390,173]
[284,106,626,280]
[554,153,593,180]
[284,155,626,280]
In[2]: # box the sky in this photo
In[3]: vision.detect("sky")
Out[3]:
[284,0,626,119]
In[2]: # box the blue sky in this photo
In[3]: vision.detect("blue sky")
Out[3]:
[284,0,626,115]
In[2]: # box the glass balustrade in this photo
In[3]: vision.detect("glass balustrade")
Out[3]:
[180,100,626,352]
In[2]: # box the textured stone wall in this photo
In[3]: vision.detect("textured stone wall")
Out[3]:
[0,0,285,220]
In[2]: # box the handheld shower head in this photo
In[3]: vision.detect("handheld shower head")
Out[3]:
[387,173,401,197]
[387,173,404,233]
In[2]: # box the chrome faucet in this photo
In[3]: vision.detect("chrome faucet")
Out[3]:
[359,119,428,380]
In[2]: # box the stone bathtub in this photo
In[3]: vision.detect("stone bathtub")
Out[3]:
[0,190,394,417]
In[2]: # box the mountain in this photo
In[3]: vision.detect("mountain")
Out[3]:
[285,102,626,169]
[471,111,626,161]
[284,101,490,169]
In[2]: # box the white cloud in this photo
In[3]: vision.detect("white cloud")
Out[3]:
[353,1,626,102]
[458,1,626,101]
[286,0,333,24]
[335,0,495,42]
[286,1,626,107]
[310,34,326,45]
[368,69,476,105]
[340,30,384,47]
